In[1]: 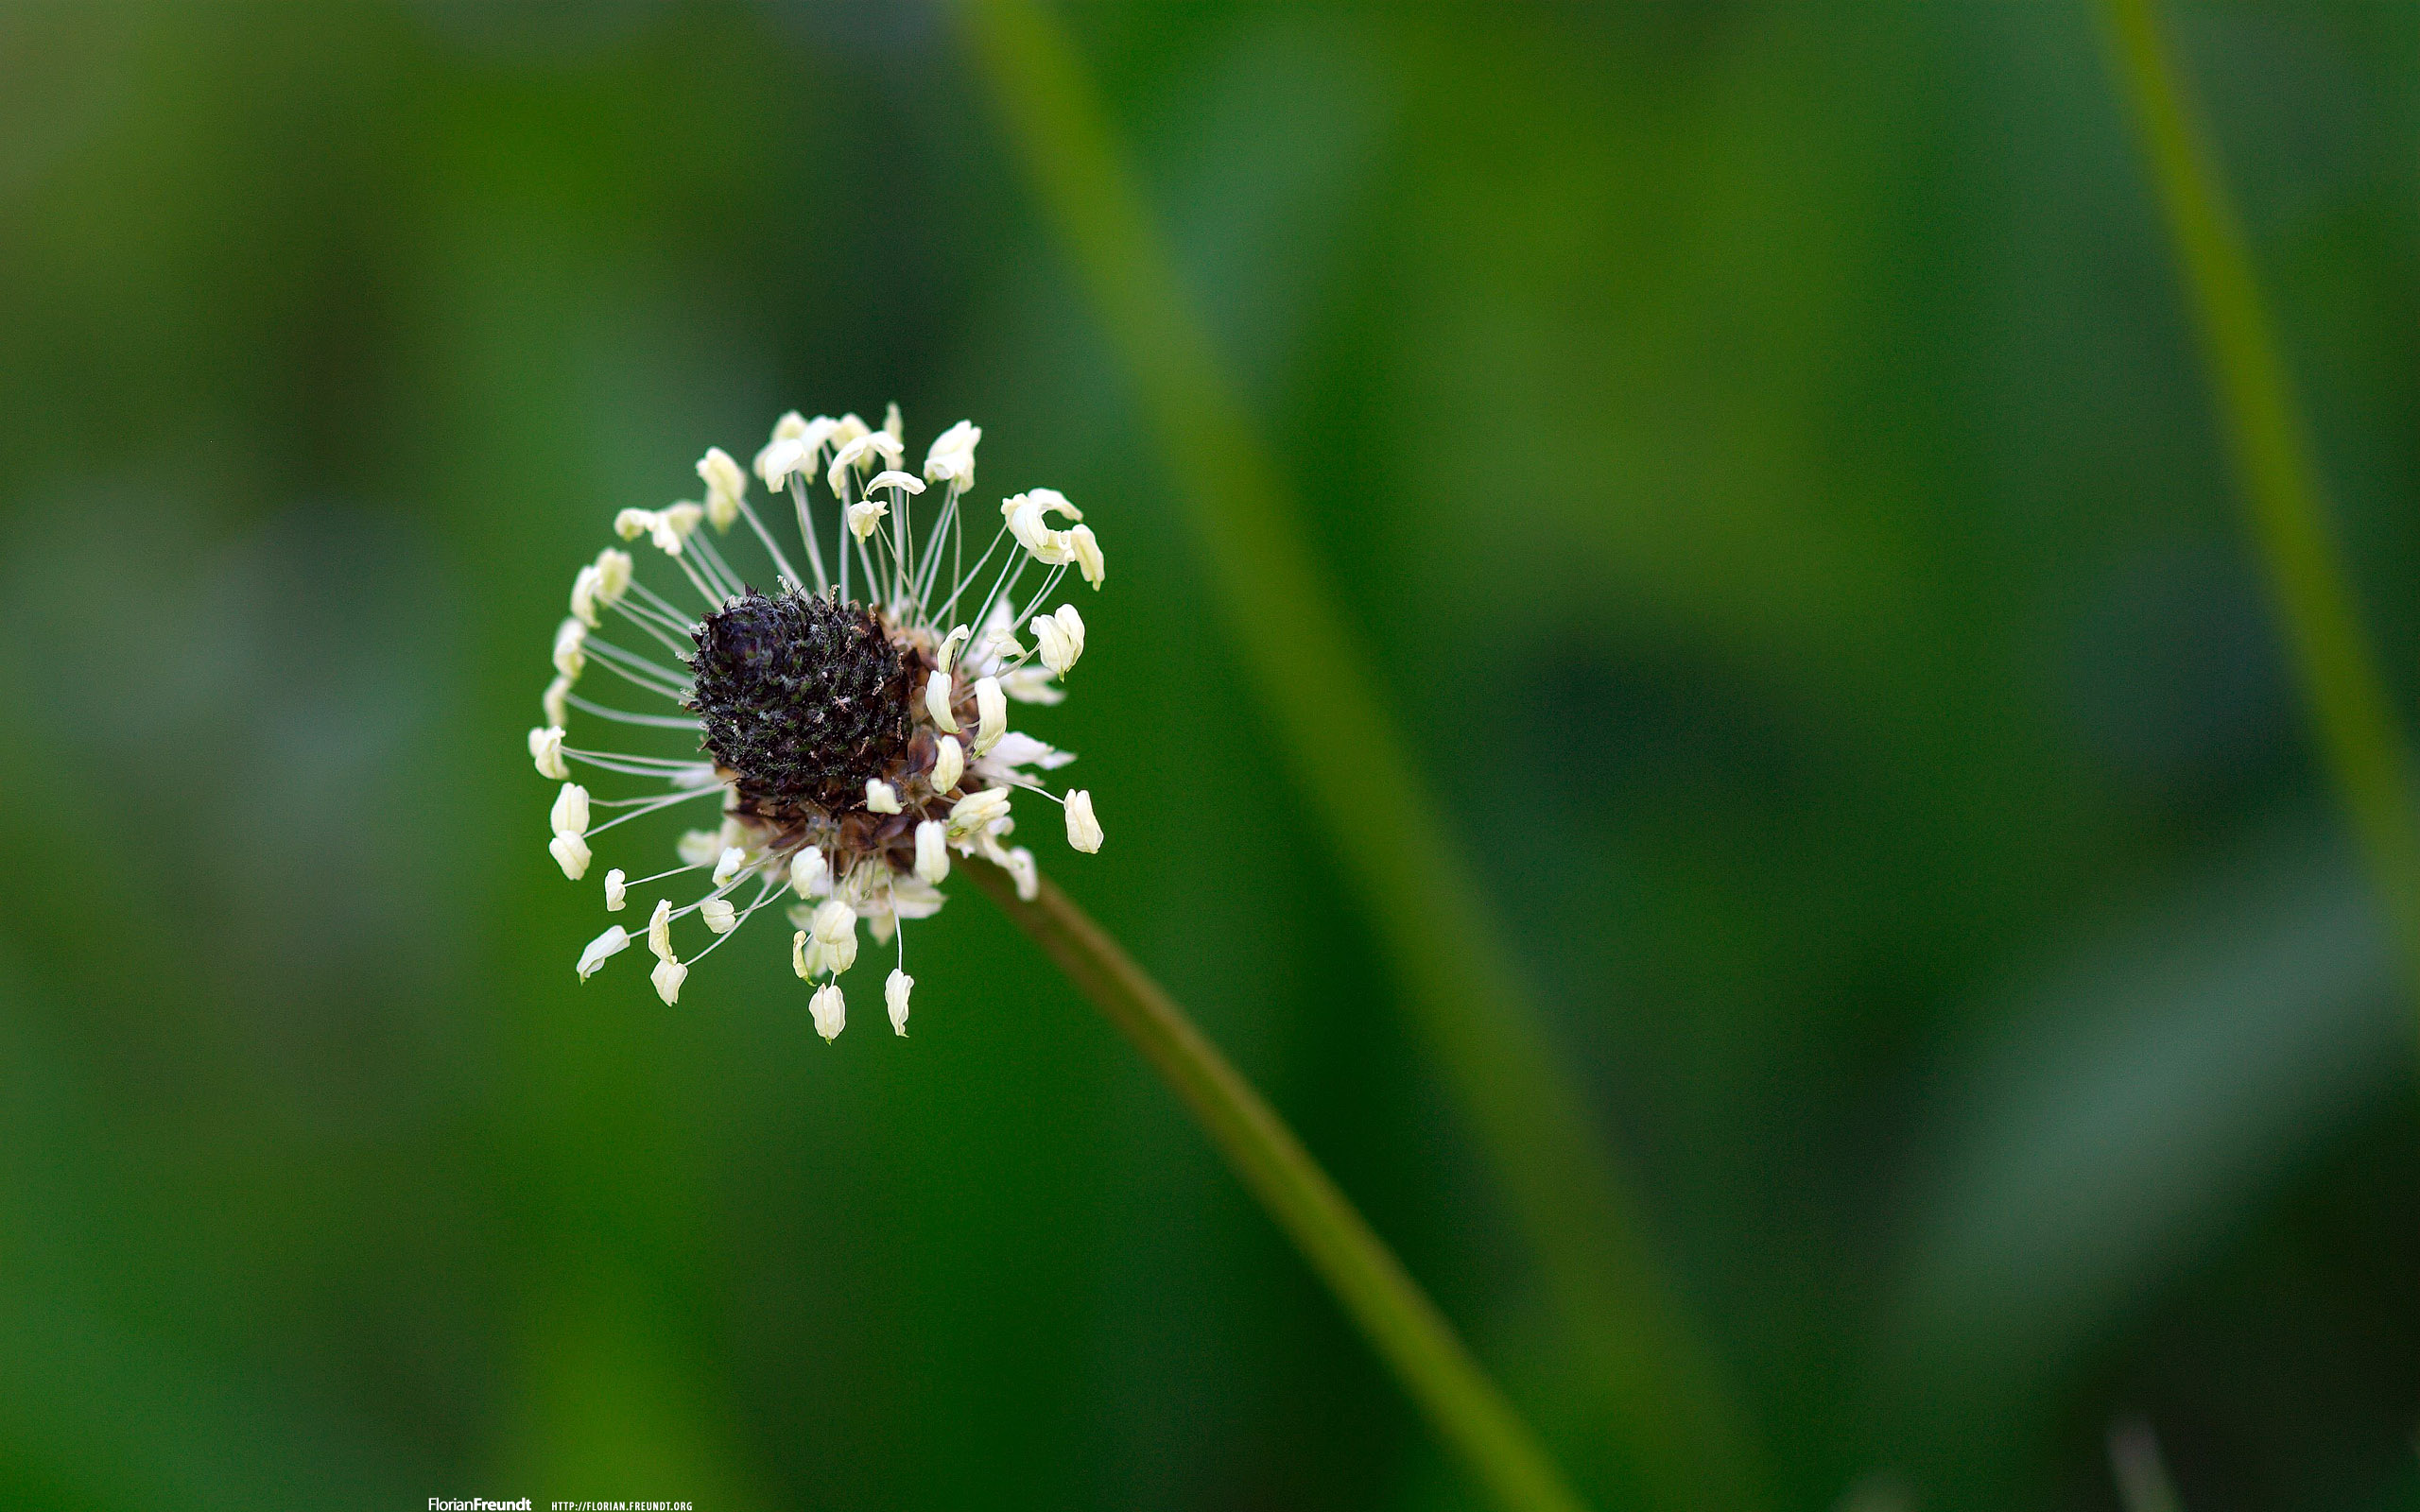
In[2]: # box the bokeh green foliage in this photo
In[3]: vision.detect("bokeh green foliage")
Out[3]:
[0,3,2413,1509]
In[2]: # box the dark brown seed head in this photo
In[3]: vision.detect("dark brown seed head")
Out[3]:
[686,590,917,820]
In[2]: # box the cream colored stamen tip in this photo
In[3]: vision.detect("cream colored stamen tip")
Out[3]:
[789,848,827,898]
[651,956,688,1005]
[594,547,632,603]
[810,982,846,1042]
[925,673,959,732]
[552,618,587,679]
[549,832,592,881]
[528,725,568,780]
[614,507,656,541]
[700,897,737,935]
[648,898,675,961]
[569,564,602,627]
[550,782,590,837]
[972,677,1006,756]
[1071,524,1105,588]
[603,868,628,912]
[867,469,925,495]
[914,819,950,885]
[677,829,721,868]
[1005,846,1039,902]
[543,676,572,729]
[811,898,856,947]
[1064,789,1103,853]
[865,779,901,814]
[886,969,913,1037]
[947,785,1011,837]
[846,499,888,541]
[929,735,963,797]
[713,845,746,886]
[577,925,629,980]
[791,929,815,980]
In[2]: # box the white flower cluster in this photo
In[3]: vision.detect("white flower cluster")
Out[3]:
[530,406,1106,1040]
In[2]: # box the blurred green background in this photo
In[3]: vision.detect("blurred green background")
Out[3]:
[1,2,2415,1508]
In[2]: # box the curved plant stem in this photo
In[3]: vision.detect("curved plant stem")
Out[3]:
[2103,0,2420,1032]
[959,6,1762,1506]
[964,859,1589,1512]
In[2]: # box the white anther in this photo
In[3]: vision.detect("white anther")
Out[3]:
[866,469,925,496]
[697,447,747,530]
[985,731,1074,770]
[651,956,687,1005]
[883,402,904,440]
[570,564,603,627]
[887,969,913,1037]
[1070,524,1105,588]
[552,618,587,679]
[550,782,590,837]
[846,499,888,541]
[866,779,901,814]
[614,507,657,541]
[924,672,959,731]
[700,897,737,935]
[810,982,846,1041]
[576,924,629,980]
[828,412,870,454]
[789,848,827,898]
[650,503,702,556]
[528,726,568,780]
[972,677,1007,756]
[1004,846,1039,901]
[924,420,980,487]
[947,785,1011,838]
[915,819,950,885]
[791,930,816,980]
[544,676,571,729]
[712,846,746,886]
[999,666,1066,706]
[604,868,627,911]
[826,431,903,491]
[1064,789,1102,852]
[810,897,856,947]
[936,625,971,675]
[1030,604,1085,677]
[755,437,804,490]
[1025,487,1082,521]
[771,410,809,443]
[979,629,1028,663]
[648,898,675,961]
[1005,496,1075,564]
[929,735,963,796]
[593,547,633,606]
[549,832,591,880]
[675,829,720,868]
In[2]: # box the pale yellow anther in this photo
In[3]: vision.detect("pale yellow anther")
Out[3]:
[914,819,950,885]
[528,726,568,780]
[650,956,688,1005]
[791,929,816,981]
[929,735,963,797]
[593,547,633,606]
[846,499,888,541]
[947,785,1011,838]
[614,507,657,541]
[1030,604,1085,677]
[1004,846,1039,901]
[924,421,980,488]
[1070,524,1105,589]
[866,779,901,814]
[577,925,629,980]
[866,469,925,496]
[713,846,746,886]
[972,677,1006,756]
[789,848,827,898]
[1064,789,1103,853]
[550,782,590,837]
[604,868,628,911]
[810,982,845,1041]
[544,676,572,728]
[886,969,913,1037]
[552,618,587,679]
[883,402,904,442]
[677,829,722,868]
[700,897,737,935]
[648,898,675,961]
[570,564,603,627]
[697,447,747,530]
[549,832,592,881]
[924,672,959,731]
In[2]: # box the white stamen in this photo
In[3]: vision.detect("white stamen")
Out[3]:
[550,782,590,837]
[648,898,675,962]
[811,897,859,974]
[789,849,828,898]
[1064,789,1102,853]
[604,868,628,912]
[1030,604,1084,676]
[866,469,925,496]
[847,499,888,541]
[810,982,845,1041]
[552,618,587,679]
[973,676,1006,755]
[925,672,959,731]
[651,956,688,1005]
[697,447,747,530]
[528,726,568,780]
[713,846,746,886]
[594,547,632,605]
[570,564,602,627]
[866,779,901,814]
[1070,524,1105,588]
[791,930,816,980]
[700,897,737,935]
[577,925,629,980]
[914,819,950,885]
[947,785,1011,838]
[887,969,913,1037]
[649,503,702,557]
[1004,845,1039,901]
[924,420,980,488]
[883,402,903,441]
[677,829,723,868]
[930,735,963,796]
[544,676,572,728]
[614,507,656,541]
[549,832,592,880]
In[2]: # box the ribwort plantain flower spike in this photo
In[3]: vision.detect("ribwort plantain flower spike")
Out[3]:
[528,404,1111,1039]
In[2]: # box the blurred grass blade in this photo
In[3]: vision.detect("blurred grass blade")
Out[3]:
[959,4,1762,1507]
[2101,0,2420,1033]
[966,860,1590,1512]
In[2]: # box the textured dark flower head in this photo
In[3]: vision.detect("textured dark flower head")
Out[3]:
[527,407,1107,1040]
